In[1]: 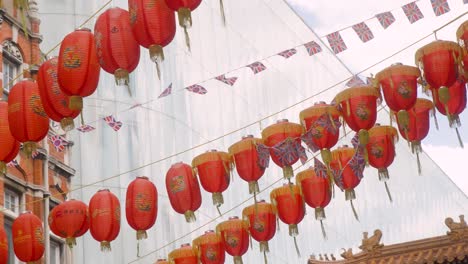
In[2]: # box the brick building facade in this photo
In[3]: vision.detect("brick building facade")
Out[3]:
[1,1,74,263]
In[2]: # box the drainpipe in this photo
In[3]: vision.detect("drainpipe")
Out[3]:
[43,138,50,264]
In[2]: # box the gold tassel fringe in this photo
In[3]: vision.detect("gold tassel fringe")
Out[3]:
[60,117,75,132]
[233,256,243,264]
[114,68,130,87]
[289,224,299,237]
[259,241,269,253]
[345,189,356,201]
[282,165,293,180]
[0,162,6,175]
[136,230,148,240]
[378,168,389,182]
[455,127,464,148]
[177,8,192,51]
[66,237,76,249]
[23,141,37,158]
[212,192,224,207]
[315,207,326,221]
[149,45,164,79]
[69,96,83,111]
[100,241,111,252]
[184,210,196,223]
[249,181,259,194]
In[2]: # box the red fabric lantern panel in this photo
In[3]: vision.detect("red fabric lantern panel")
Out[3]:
[128,0,175,75]
[242,201,276,255]
[367,125,398,181]
[12,212,44,262]
[0,229,8,264]
[95,7,140,86]
[415,40,462,90]
[57,28,100,111]
[299,102,341,165]
[89,189,121,251]
[262,119,303,180]
[8,80,49,155]
[193,230,225,264]
[228,135,267,195]
[164,0,202,50]
[192,150,231,208]
[215,216,249,264]
[0,101,20,174]
[126,176,158,240]
[37,57,81,131]
[48,199,89,248]
[165,162,202,223]
[375,64,420,112]
[270,184,305,237]
[457,21,468,74]
[296,168,331,220]
[169,243,198,264]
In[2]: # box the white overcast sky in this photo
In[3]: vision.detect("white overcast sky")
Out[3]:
[286,0,468,195]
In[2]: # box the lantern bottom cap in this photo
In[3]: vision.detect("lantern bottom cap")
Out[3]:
[289,224,299,237]
[69,96,83,111]
[233,256,244,264]
[114,68,130,86]
[259,241,270,253]
[212,192,224,207]
[184,210,197,223]
[0,162,6,174]
[100,241,112,252]
[378,168,390,182]
[248,181,259,194]
[136,230,148,240]
[315,207,326,221]
[66,237,77,249]
[61,117,75,132]
[282,165,294,180]
[23,142,37,158]
[345,189,356,201]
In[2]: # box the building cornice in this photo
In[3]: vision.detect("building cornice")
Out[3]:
[0,8,43,43]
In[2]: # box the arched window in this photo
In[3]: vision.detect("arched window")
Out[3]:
[2,40,23,94]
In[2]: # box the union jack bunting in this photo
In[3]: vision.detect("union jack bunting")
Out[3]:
[185,84,208,95]
[7,160,18,167]
[103,115,122,132]
[77,124,95,133]
[402,2,424,24]
[215,74,238,86]
[247,62,267,74]
[295,141,308,165]
[130,103,142,109]
[49,135,69,152]
[314,158,328,179]
[352,22,374,43]
[375,12,395,29]
[346,75,366,87]
[31,150,39,159]
[158,83,172,98]
[326,31,347,54]
[272,139,305,167]
[301,128,320,153]
[256,143,271,169]
[431,0,450,16]
[304,41,322,56]
[332,167,344,191]
[278,48,297,59]
[351,132,360,148]
[315,113,341,134]
[349,148,366,180]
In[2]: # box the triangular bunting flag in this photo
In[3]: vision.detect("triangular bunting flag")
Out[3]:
[103,115,122,132]
[431,0,450,16]
[326,31,347,54]
[304,41,322,56]
[376,12,395,29]
[247,62,267,74]
[7,160,18,167]
[314,158,328,179]
[278,48,297,59]
[352,22,374,43]
[77,125,95,133]
[402,2,424,24]
[186,84,208,95]
[49,135,69,152]
[215,74,238,86]
[346,76,366,87]
[158,83,172,98]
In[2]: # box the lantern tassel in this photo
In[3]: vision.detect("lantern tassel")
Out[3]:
[137,240,140,257]
[100,241,111,252]
[249,233,253,250]
[114,68,130,87]
[249,181,259,194]
[216,204,222,216]
[212,192,224,207]
[0,162,6,175]
[283,165,293,180]
[293,236,301,257]
[416,151,422,175]
[69,96,83,111]
[320,220,327,240]
[23,142,37,158]
[384,182,393,203]
[455,127,464,148]
[350,199,359,221]
[315,207,325,220]
[184,210,196,223]
[233,256,243,264]
[378,168,389,182]
[136,230,147,240]
[60,117,75,132]
[149,45,164,79]
[65,237,76,249]
[80,112,85,126]
[289,224,298,237]
[219,0,226,26]
[260,241,269,264]
[263,250,268,264]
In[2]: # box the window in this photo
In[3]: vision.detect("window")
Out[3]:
[4,189,20,214]
[50,240,63,264]
[2,57,18,93]
[2,40,23,94]
[4,218,18,264]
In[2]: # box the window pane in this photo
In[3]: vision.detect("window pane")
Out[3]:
[4,219,15,264]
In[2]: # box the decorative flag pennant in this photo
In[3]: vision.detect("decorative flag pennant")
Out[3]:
[349,148,366,180]
[295,141,308,165]
[247,62,267,74]
[431,0,450,16]
[185,84,208,95]
[326,31,347,54]
[215,74,238,86]
[465,0,468,4]
[103,115,122,131]
[402,2,424,24]
[256,143,271,169]
[272,139,307,166]
[278,48,297,59]
[346,75,366,87]
[158,83,172,98]
[301,128,320,153]
[304,41,322,56]
[315,113,341,134]
[375,12,395,29]
[130,103,142,109]
[49,135,69,152]
[77,124,95,133]
[7,160,18,167]
[314,158,328,179]
[331,167,344,191]
[31,150,39,159]
[351,132,360,149]
[352,22,374,43]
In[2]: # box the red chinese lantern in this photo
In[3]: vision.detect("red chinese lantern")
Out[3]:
[168,243,198,264]
[48,199,89,248]
[0,229,8,264]
[216,216,249,264]
[57,28,100,111]
[7,80,49,156]
[193,230,225,264]
[242,200,276,260]
[395,98,434,174]
[192,150,232,210]
[270,184,305,256]
[89,189,121,251]
[164,0,202,50]
[12,212,44,263]
[431,80,466,147]
[330,146,365,220]
[367,124,398,202]
[262,119,304,180]
[296,167,331,238]
[128,0,175,77]
[0,101,20,174]
[299,101,341,174]
[37,57,81,131]
[415,40,462,91]
[126,176,157,240]
[165,162,202,223]
[333,86,380,151]
[228,135,268,195]
[375,63,420,113]
[155,259,169,264]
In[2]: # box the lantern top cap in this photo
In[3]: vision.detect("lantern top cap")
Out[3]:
[242,135,254,139]
[206,149,217,153]
[76,27,91,32]
[137,176,149,180]
[314,101,327,105]
[98,189,110,192]
[21,211,32,215]
[229,216,239,220]
[157,259,167,261]
[277,119,289,123]
[258,199,266,203]
[181,243,191,248]
[391,62,403,66]
[205,230,215,234]
[375,123,381,126]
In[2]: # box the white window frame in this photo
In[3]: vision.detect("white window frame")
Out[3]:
[2,56,19,93]
[50,239,64,264]
[3,188,20,215]
[4,217,20,264]
[2,40,23,95]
